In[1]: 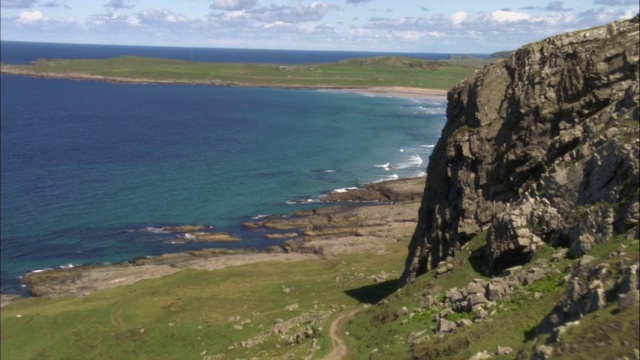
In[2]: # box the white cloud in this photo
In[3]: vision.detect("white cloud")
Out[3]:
[490,10,531,23]
[136,8,194,26]
[18,10,45,22]
[2,0,637,53]
[104,0,134,10]
[450,11,469,26]
[391,30,423,41]
[264,20,287,29]
[212,1,340,25]
[622,8,638,18]
[127,16,140,26]
[211,0,257,11]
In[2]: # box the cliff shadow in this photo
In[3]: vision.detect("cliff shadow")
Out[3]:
[468,244,491,276]
[344,279,399,304]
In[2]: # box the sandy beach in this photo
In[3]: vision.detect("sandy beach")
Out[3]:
[0,67,448,100]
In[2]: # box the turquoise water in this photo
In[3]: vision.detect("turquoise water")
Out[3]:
[0,44,447,293]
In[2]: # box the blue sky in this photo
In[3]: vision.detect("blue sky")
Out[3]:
[1,0,638,53]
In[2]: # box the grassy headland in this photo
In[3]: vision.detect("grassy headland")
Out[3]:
[0,55,483,90]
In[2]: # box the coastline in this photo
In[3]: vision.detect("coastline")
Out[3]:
[0,67,448,99]
[0,71,441,305]
[4,177,426,303]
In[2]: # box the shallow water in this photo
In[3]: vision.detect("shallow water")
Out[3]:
[0,43,448,292]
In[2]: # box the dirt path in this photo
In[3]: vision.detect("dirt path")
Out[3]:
[321,307,362,360]
[110,302,127,328]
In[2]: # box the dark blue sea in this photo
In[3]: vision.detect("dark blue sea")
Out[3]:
[0,41,448,293]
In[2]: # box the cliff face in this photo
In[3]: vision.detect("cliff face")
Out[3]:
[402,15,639,285]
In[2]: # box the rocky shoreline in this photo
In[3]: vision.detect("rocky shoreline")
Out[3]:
[5,177,425,303]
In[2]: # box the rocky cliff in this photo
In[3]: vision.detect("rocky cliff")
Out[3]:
[402,15,639,285]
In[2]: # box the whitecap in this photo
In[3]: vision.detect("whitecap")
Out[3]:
[332,187,358,193]
[311,169,337,173]
[372,173,400,183]
[183,233,197,240]
[395,155,423,169]
[374,162,391,171]
[419,144,435,148]
[286,198,320,205]
[252,214,270,220]
[141,226,167,234]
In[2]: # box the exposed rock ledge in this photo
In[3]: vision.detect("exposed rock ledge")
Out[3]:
[19,177,425,298]
[402,15,639,285]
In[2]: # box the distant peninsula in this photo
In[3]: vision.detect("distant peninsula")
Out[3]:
[0,55,486,92]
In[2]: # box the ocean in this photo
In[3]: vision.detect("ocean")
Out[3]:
[0,41,448,293]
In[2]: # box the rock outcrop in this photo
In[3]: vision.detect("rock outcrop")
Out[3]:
[402,15,639,285]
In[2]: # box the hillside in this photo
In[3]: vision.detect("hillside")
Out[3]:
[384,13,639,360]
[338,14,639,360]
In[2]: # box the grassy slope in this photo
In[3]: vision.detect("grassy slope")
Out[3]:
[342,235,640,360]
[1,56,480,90]
[5,232,636,359]
[3,233,637,360]
[0,243,408,360]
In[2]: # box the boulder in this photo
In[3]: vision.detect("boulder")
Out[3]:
[421,294,438,308]
[486,278,511,301]
[532,345,553,360]
[469,350,493,360]
[445,288,465,303]
[467,293,489,309]
[395,306,409,317]
[437,318,457,333]
[465,279,488,296]
[497,346,513,355]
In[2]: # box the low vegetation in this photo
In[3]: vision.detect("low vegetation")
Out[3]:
[1,242,409,359]
[342,234,639,360]
[0,55,483,90]
[3,229,637,359]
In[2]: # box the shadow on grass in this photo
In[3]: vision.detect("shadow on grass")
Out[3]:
[345,279,399,304]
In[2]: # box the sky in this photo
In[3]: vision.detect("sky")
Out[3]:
[1,0,638,53]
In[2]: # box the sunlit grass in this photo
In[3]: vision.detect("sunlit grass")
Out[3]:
[3,55,481,90]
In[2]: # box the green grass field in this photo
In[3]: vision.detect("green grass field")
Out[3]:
[0,242,409,360]
[2,231,638,359]
[1,55,482,90]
